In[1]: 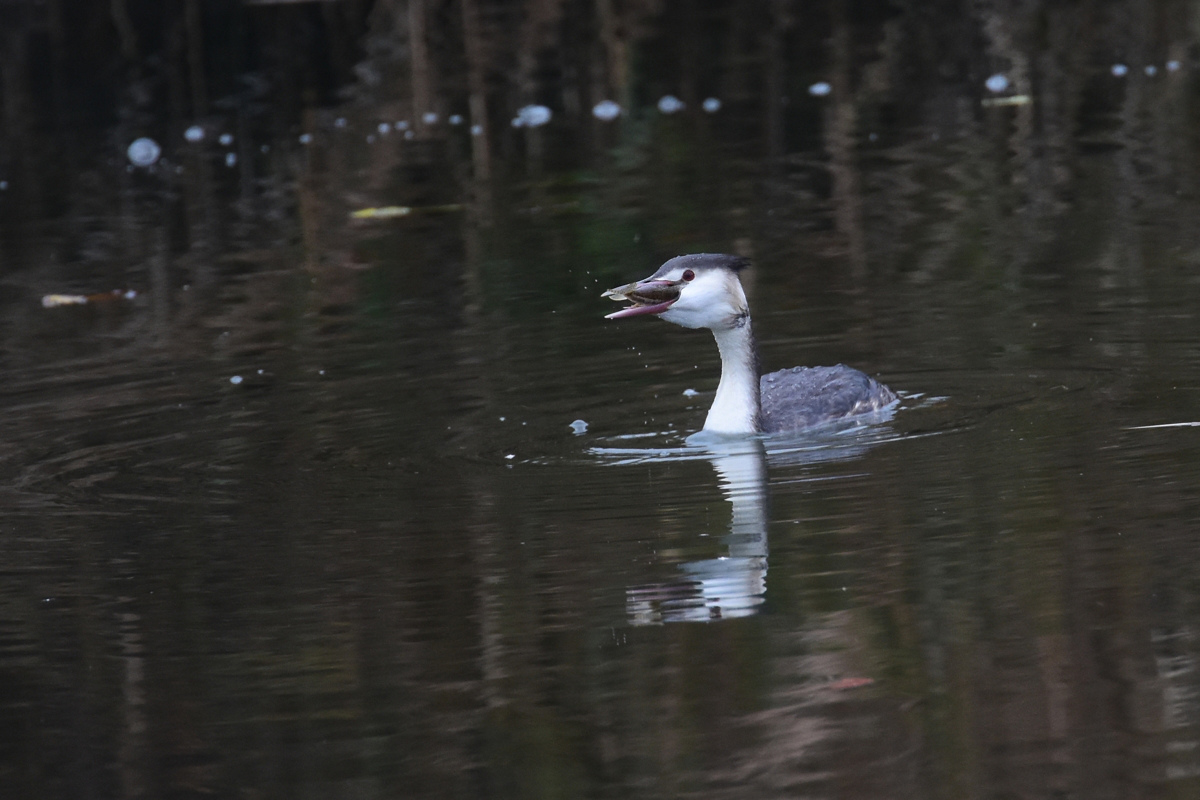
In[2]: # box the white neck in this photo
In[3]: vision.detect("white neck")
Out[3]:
[704,318,760,435]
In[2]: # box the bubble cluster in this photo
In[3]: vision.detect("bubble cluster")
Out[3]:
[126,137,161,166]
[592,100,621,121]
[657,95,685,114]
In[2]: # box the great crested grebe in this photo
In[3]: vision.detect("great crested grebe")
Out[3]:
[603,253,896,435]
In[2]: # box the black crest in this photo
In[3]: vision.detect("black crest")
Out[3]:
[654,253,751,277]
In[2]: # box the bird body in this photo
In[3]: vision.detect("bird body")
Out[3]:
[604,254,896,435]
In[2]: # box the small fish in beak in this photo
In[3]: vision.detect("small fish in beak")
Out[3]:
[602,279,681,319]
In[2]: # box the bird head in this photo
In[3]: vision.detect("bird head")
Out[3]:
[602,254,750,330]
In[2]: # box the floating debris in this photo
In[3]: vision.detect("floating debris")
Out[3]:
[126,137,161,167]
[702,97,722,113]
[592,100,621,121]
[682,388,699,397]
[808,82,832,97]
[570,419,589,435]
[42,289,138,308]
[513,104,552,128]
[981,94,1031,107]
[229,375,243,385]
[184,125,205,143]
[985,73,1009,93]
[218,132,234,146]
[349,204,464,221]
[657,95,685,114]
[1111,63,1128,77]
[1126,421,1200,430]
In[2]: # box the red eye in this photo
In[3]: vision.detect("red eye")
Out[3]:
[682,269,695,281]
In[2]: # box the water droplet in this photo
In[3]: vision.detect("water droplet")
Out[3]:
[366,134,376,143]
[377,122,391,134]
[0,181,8,190]
[470,124,483,136]
[657,95,684,114]
[1167,60,1182,72]
[448,114,464,125]
[570,419,588,434]
[985,73,1009,93]
[404,129,414,140]
[808,82,832,97]
[230,375,243,385]
[505,453,515,460]
[422,111,439,125]
[218,132,234,146]
[260,144,269,153]
[299,133,312,144]
[225,152,237,167]
[184,125,205,143]
[1145,64,1157,76]
[702,97,721,113]
[334,117,347,128]
[1111,63,1128,77]
[395,120,409,131]
[126,137,161,167]
[683,388,699,397]
[592,100,621,121]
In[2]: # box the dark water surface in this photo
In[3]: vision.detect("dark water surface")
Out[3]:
[4,2,1200,798]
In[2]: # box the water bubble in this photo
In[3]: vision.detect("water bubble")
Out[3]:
[1145,64,1157,76]
[126,137,161,166]
[470,124,483,136]
[808,81,832,97]
[448,114,464,125]
[377,122,391,134]
[225,152,237,167]
[422,111,439,125]
[1167,60,1182,72]
[985,73,1009,93]
[702,97,722,113]
[592,99,621,121]
[569,419,588,435]
[657,95,685,114]
[1111,63,1128,77]
[299,133,312,144]
[515,104,552,127]
[184,125,205,143]
[230,375,243,385]
[218,132,234,146]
